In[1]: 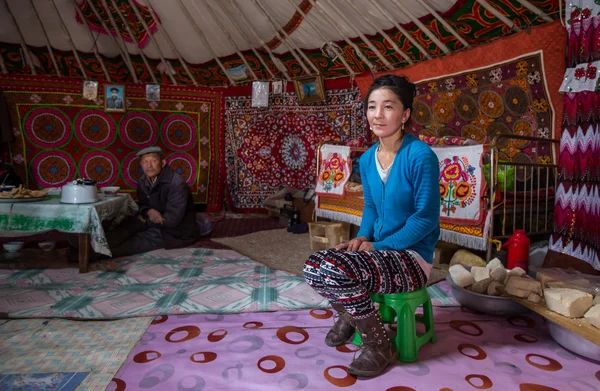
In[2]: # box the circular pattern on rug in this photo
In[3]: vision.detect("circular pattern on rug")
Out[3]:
[121,112,159,149]
[24,107,71,148]
[166,153,197,186]
[512,152,533,181]
[478,90,504,118]
[438,127,459,137]
[487,122,512,148]
[161,114,197,151]
[74,109,116,148]
[512,119,533,148]
[412,100,432,126]
[455,94,479,121]
[79,151,119,185]
[504,86,529,116]
[433,98,454,123]
[280,134,308,170]
[461,124,486,143]
[123,152,143,189]
[419,129,437,138]
[30,150,75,187]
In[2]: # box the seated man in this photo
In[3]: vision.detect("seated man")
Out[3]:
[71,146,201,260]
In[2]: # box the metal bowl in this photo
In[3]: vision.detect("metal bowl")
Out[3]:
[547,321,600,363]
[446,275,528,316]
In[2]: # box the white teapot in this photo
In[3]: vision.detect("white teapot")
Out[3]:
[60,179,99,204]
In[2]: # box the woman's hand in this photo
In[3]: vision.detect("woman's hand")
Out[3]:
[336,236,369,251]
[358,241,374,251]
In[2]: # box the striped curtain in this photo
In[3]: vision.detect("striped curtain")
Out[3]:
[548,1,600,271]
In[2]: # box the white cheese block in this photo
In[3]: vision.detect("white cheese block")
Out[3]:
[584,304,600,329]
[504,267,527,285]
[471,266,491,282]
[544,288,593,318]
[593,296,600,306]
[486,257,504,271]
[506,276,543,296]
[471,278,493,294]
[490,266,507,282]
[449,264,475,288]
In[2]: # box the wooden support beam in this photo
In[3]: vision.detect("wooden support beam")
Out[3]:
[475,0,521,31]
[30,0,61,76]
[418,0,470,48]
[3,0,36,75]
[390,0,451,54]
[73,1,111,82]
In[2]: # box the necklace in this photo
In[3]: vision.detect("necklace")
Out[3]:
[376,144,395,170]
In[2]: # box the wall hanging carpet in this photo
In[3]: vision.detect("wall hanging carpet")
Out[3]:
[0,248,328,319]
[111,307,598,391]
[0,317,151,391]
[0,75,224,212]
[224,89,366,211]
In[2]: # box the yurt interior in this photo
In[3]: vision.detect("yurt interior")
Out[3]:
[1,0,599,390]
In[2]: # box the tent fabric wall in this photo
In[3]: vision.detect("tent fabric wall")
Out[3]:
[0,75,225,212]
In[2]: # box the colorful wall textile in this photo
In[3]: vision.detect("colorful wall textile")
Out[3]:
[0,75,224,212]
[224,89,367,211]
[76,0,159,48]
[549,1,600,271]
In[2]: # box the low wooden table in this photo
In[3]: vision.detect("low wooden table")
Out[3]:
[0,194,138,273]
[513,297,599,346]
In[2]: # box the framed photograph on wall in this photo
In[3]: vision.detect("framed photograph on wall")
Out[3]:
[104,85,126,112]
[272,80,283,95]
[82,80,98,100]
[251,81,269,107]
[293,75,325,105]
[146,84,160,102]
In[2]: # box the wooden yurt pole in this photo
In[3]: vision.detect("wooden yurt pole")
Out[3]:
[514,0,553,22]
[254,0,319,75]
[475,0,521,31]
[3,0,36,75]
[366,0,431,60]
[127,0,178,85]
[285,0,355,76]
[307,0,377,71]
[30,0,62,76]
[176,0,236,86]
[223,0,288,80]
[84,0,138,82]
[390,0,451,54]
[417,0,470,48]
[73,3,111,82]
[144,0,198,86]
[109,0,157,84]
[199,0,257,80]
[0,53,7,74]
[317,0,393,69]
[346,0,413,65]
[51,0,88,78]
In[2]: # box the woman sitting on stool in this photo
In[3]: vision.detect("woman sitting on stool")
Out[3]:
[303,74,440,377]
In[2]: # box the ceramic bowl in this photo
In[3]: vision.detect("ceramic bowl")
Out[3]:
[101,186,120,197]
[3,241,24,252]
[38,241,56,252]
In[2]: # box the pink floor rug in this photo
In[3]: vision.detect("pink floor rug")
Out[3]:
[110,307,600,391]
[0,248,328,319]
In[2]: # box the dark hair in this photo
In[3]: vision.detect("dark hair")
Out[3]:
[110,87,119,93]
[364,74,417,126]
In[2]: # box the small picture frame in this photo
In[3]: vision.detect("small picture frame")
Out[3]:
[272,80,283,95]
[251,81,269,108]
[293,75,325,105]
[82,80,98,101]
[104,85,126,112]
[146,84,160,102]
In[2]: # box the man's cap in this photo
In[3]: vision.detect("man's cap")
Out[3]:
[110,87,119,93]
[136,146,163,158]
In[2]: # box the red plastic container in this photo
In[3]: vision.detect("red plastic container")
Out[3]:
[503,229,530,272]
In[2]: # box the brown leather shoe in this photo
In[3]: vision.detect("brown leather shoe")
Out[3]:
[324,303,356,347]
[347,312,396,377]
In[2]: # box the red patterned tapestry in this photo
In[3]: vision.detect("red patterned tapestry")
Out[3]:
[76,0,159,48]
[0,75,224,212]
[224,89,367,211]
[549,1,600,271]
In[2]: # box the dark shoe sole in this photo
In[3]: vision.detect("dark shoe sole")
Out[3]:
[347,354,396,377]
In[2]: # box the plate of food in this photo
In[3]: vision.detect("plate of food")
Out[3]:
[0,186,49,202]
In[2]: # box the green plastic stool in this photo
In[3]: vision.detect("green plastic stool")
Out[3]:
[352,288,436,363]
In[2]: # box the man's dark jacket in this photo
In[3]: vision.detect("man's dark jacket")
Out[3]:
[137,165,200,249]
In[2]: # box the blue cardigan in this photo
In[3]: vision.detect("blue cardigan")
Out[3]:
[356,134,440,263]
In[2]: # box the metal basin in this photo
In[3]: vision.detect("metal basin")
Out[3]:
[446,275,528,316]
[547,321,600,363]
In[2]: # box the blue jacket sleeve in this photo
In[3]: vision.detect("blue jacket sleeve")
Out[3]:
[373,148,440,250]
[356,152,376,240]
